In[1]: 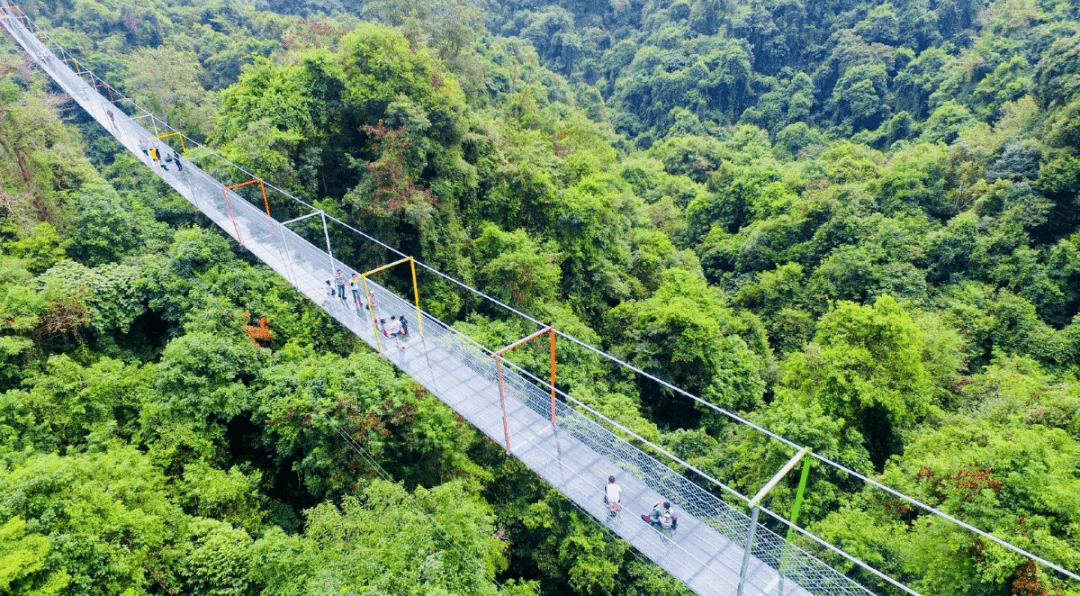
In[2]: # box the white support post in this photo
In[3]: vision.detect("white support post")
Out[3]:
[738,448,809,596]
[320,211,336,282]
[277,222,298,287]
[737,506,760,596]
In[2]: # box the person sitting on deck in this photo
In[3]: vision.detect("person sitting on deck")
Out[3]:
[642,501,677,532]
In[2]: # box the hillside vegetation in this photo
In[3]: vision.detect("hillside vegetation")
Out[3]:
[2,0,1080,595]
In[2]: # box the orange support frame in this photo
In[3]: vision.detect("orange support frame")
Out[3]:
[224,179,271,220]
[493,326,558,454]
[221,179,272,244]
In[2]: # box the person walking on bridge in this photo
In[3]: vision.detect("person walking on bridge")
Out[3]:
[385,315,405,351]
[604,475,622,516]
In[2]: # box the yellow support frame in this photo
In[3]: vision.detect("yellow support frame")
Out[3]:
[154,131,189,158]
[360,256,423,354]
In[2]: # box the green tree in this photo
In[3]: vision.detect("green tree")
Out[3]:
[780,296,936,468]
[474,224,562,308]
[123,46,214,136]
[608,269,767,428]
[830,62,891,133]
[4,223,66,275]
[251,480,506,595]
[180,520,253,596]
[0,447,191,596]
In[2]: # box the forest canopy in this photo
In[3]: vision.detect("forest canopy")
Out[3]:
[2,0,1080,595]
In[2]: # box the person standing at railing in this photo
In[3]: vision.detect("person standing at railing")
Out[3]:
[149,142,165,170]
[335,269,347,302]
[349,273,363,309]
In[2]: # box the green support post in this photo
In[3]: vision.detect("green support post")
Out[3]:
[778,455,812,596]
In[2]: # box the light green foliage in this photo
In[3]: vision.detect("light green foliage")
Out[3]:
[0,55,94,234]
[256,346,480,495]
[152,331,262,422]
[818,417,1080,596]
[648,135,726,184]
[0,254,44,339]
[872,143,950,217]
[720,397,871,518]
[37,260,147,337]
[0,517,69,596]
[780,296,935,467]
[1,355,146,452]
[123,46,214,136]
[520,497,627,596]
[362,0,483,62]
[340,23,467,147]
[247,527,317,596]
[921,101,977,144]
[4,223,66,275]
[180,519,253,596]
[0,447,189,596]
[174,463,265,535]
[830,62,891,134]
[1034,32,1080,108]
[64,179,167,266]
[685,160,785,239]
[253,480,506,596]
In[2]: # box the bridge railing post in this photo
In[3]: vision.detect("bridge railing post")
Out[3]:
[319,211,335,281]
[737,506,760,596]
[548,327,556,425]
[495,354,512,454]
[219,187,244,245]
[738,447,809,596]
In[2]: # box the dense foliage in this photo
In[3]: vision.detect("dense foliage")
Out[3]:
[3,0,1080,594]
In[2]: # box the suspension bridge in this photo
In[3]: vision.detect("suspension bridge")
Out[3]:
[1,4,1076,595]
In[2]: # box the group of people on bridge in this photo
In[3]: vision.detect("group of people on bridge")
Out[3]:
[325,270,410,351]
[137,139,182,172]
[605,476,678,535]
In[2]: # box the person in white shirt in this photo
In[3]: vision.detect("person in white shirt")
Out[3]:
[604,476,622,514]
[385,315,405,351]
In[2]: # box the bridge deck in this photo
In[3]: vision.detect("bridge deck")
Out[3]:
[0,7,875,596]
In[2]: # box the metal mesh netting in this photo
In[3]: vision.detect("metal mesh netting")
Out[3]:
[0,6,879,596]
